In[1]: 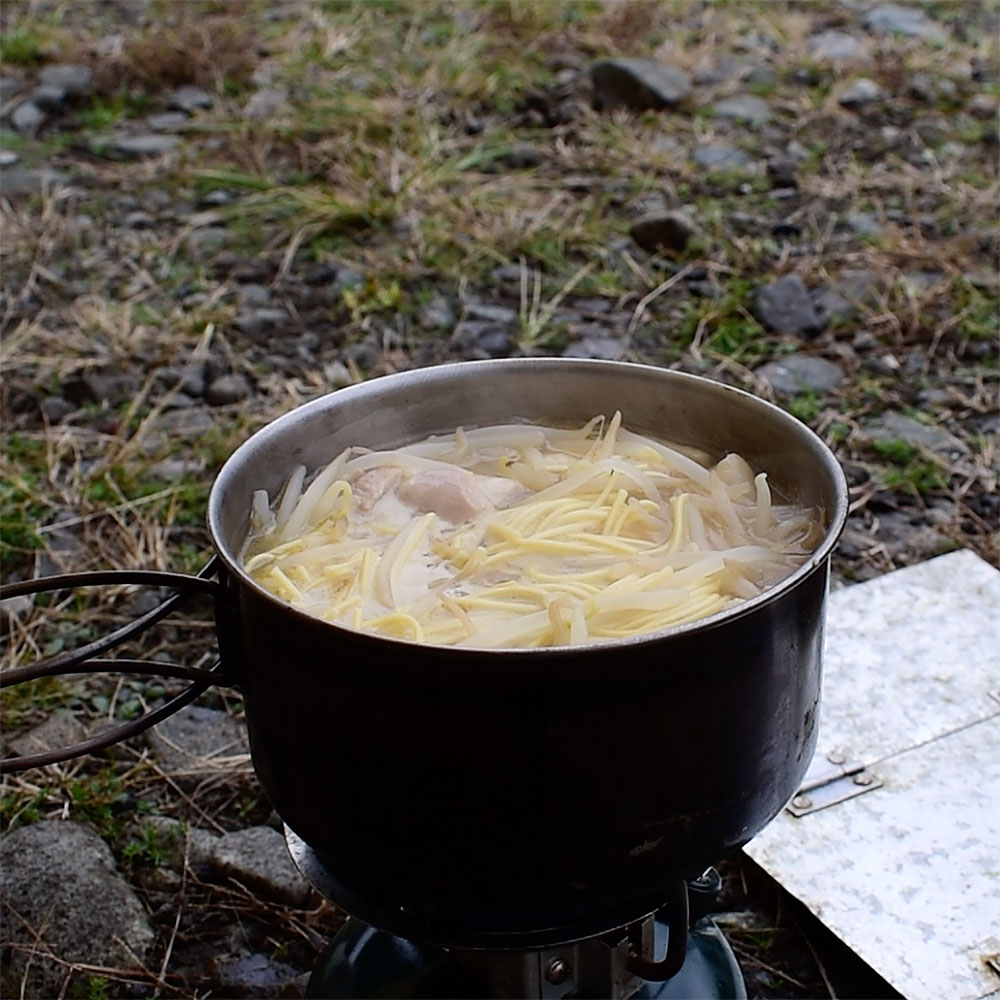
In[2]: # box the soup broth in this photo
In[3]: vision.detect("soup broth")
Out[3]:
[242,413,823,648]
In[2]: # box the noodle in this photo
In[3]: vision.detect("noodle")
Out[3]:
[242,413,823,648]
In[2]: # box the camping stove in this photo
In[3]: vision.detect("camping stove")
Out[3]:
[287,829,746,1000]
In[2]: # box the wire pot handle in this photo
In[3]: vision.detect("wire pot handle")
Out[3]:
[0,559,231,774]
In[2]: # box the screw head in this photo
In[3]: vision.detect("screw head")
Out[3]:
[791,794,813,810]
[826,750,847,765]
[853,771,873,786]
[546,958,570,985]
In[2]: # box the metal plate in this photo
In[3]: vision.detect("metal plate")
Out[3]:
[747,550,1000,1000]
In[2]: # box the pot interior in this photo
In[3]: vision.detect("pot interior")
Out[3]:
[210,358,847,633]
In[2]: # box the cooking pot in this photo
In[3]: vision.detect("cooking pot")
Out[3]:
[1,359,848,949]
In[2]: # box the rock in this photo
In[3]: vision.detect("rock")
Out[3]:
[452,322,515,359]
[589,58,692,111]
[811,287,855,327]
[839,78,884,108]
[766,156,798,188]
[712,94,771,126]
[63,371,142,406]
[147,704,250,785]
[40,395,76,423]
[123,209,156,229]
[38,63,94,96]
[691,145,752,170]
[846,211,882,238]
[754,355,845,397]
[874,511,952,563]
[418,293,455,329]
[491,143,543,170]
[8,712,87,758]
[187,226,233,256]
[31,83,69,110]
[133,815,220,873]
[149,408,216,438]
[969,93,996,119]
[862,4,947,40]
[234,306,292,338]
[0,149,18,166]
[629,211,695,254]
[464,301,518,324]
[206,373,252,406]
[145,110,190,131]
[211,826,313,907]
[11,100,45,136]
[93,133,181,159]
[752,274,822,337]
[198,188,234,207]
[0,594,34,629]
[805,30,870,63]
[159,364,207,397]
[0,75,26,102]
[322,360,353,388]
[0,821,156,999]
[563,335,625,360]
[863,412,969,459]
[213,952,306,999]
[167,84,214,113]
[236,283,272,306]
[243,87,288,119]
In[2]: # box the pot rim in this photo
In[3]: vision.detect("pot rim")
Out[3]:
[208,358,849,655]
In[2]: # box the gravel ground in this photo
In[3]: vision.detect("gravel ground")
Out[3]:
[0,1,997,997]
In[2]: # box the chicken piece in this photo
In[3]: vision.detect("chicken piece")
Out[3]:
[352,467,403,511]
[476,475,531,509]
[398,469,490,522]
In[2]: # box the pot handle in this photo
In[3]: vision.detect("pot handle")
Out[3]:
[0,559,234,773]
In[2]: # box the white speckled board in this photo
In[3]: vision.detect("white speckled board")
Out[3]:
[747,549,1000,1000]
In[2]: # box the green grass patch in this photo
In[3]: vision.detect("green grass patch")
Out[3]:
[0,26,46,64]
[873,438,948,496]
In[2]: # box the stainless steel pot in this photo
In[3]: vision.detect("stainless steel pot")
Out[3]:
[204,359,848,947]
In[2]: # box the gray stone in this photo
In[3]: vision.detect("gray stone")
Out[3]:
[754,355,845,397]
[187,225,233,256]
[452,322,515,359]
[811,286,855,327]
[40,395,76,424]
[236,283,272,306]
[752,274,823,337]
[145,110,190,132]
[206,373,252,406]
[563,336,626,360]
[63,371,142,406]
[132,815,220,873]
[805,30,870,63]
[198,188,234,207]
[213,952,306,999]
[846,211,882,238]
[234,306,292,338]
[94,133,181,159]
[969,93,997,119]
[149,408,216,437]
[147,704,250,783]
[31,83,68,109]
[692,145,752,170]
[38,63,94,95]
[630,211,696,253]
[8,712,87,758]
[211,826,313,907]
[11,100,45,136]
[863,412,969,459]
[873,511,952,562]
[0,821,155,999]
[0,75,25,102]
[862,4,947,40]
[322,360,353,388]
[0,594,34,629]
[123,209,156,229]
[418,293,455,329]
[589,58,692,111]
[492,144,543,170]
[0,149,18,166]
[149,457,204,479]
[839,78,884,108]
[464,301,517,324]
[243,87,288,119]
[712,94,771,126]
[167,84,214,113]
[333,267,365,292]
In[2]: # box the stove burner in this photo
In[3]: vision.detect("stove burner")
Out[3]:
[286,828,746,1000]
